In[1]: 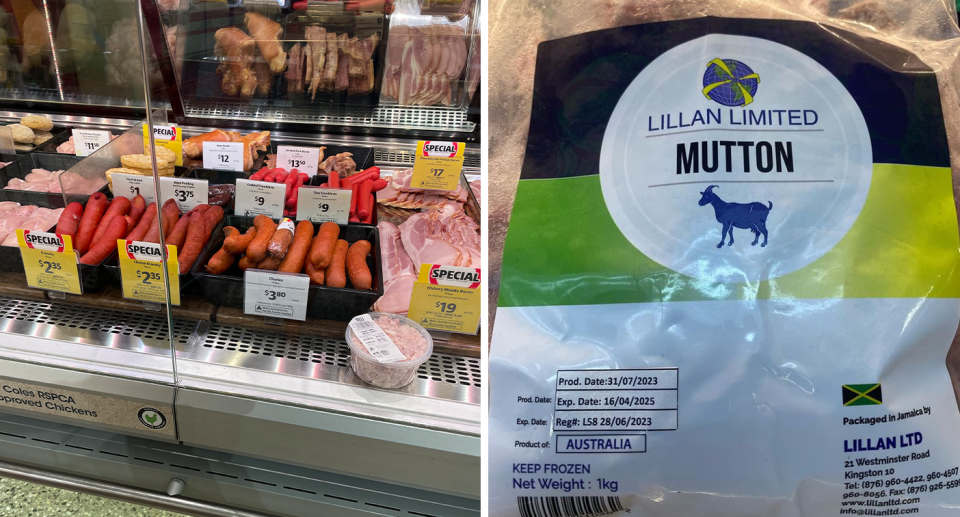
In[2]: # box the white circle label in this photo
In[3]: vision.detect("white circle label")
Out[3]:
[600,35,872,283]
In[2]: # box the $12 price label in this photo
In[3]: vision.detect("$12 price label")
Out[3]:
[159,177,208,213]
[276,146,321,176]
[407,264,480,334]
[235,179,285,218]
[202,141,244,172]
[16,230,82,295]
[296,187,351,224]
[117,240,180,305]
[243,270,309,321]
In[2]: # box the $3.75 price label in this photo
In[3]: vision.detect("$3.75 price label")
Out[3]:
[16,230,82,295]
[117,240,180,305]
[407,264,480,334]
[159,177,208,213]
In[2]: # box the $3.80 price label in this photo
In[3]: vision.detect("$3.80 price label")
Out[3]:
[244,270,309,321]
[407,264,480,334]
[117,240,180,305]
[409,140,465,192]
[16,230,82,295]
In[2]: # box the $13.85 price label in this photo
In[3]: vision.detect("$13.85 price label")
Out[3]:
[235,179,285,218]
[159,177,208,213]
[276,146,321,176]
[407,264,480,334]
[296,187,351,224]
[117,240,180,305]
[16,230,82,295]
[243,270,309,321]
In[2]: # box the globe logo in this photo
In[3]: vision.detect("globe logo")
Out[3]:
[702,58,760,107]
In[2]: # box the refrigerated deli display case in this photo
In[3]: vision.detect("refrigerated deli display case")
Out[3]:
[0,0,482,513]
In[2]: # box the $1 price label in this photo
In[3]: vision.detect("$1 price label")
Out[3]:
[159,177,208,213]
[407,264,480,334]
[410,140,465,191]
[73,129,112,157]
[235,179,285,218]
[276,146,321,176]
[112,173,156,205]
[117,240,180,305]
[16,230,82,295]
[296,187,351,224]
[202,141,244,171]
[243,270,309,321]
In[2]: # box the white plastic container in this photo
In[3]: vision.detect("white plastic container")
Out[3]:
[346,312,434,389]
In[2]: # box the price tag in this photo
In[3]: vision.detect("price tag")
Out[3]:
[159,177,208,213]
[73,129,112,157]
[117,240,180,305]
[16,230,82,295]
[296,187,351,224]
[143,124,183,166]
[244,270,309,321]
[112,173,156,205]
[407,264,480,334]
[410,140,465,191]
[276,145,321,176]
[348,314,406,363]
[235,179,285,218]
[202,141,244,171]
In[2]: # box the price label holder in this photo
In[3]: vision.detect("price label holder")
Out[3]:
[407,264,481,334]
[159,177,208,213]
[202,141,244,172]
[112,173,156,205]
[16,230,82,296]
[297,187,351,224]
[73,129,112,157]
[235,179,285,218]
[143,124,183,166]
[276,145,321,176]
[244,270,309,322]
[117,240,180,306]
[409,141,465,191]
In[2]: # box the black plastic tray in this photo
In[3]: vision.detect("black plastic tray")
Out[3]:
[0,245,110,292]
[14,126,70,155]
[0,222,55,273]
[0,154,101,208]
[191,215,383,321]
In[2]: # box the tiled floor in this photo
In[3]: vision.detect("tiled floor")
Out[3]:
[0,477,188,517]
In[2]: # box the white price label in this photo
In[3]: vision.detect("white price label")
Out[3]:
[348,314,406,363]
[112,174,156,205]
[159,177,208,212]
[276,146,321,176]
[235,179,285,218]
[73,129,112,157]
[202,141,244,171]
[244,270,310,321]
[296,187,351,224]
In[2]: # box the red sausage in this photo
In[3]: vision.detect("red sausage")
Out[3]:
[165,212,191,251]
[357,180,373,219]
[349,183,359,216]
[74,192,109,255]
[127,202,157,242]
[55,202,84,243]
[329,171,339,188]
[91,196,132,244]
[370,178,388,192]
[79,216,127,265]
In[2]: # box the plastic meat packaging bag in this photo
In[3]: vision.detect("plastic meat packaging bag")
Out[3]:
[488,2,960,516]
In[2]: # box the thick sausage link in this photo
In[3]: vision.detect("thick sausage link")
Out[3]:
[345,239,372,290]
[324,239,349,288]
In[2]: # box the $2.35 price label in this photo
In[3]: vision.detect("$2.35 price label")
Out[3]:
[16,230,82,295]
[409,141,465,192]
[407,264,480,334]
[276,146,321,176]
[117,240,180,305]
[159,177,208,213]
[235,179,285,218]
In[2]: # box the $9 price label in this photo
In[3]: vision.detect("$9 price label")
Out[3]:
[297,187,351,224]
[276,145,321,176]
[235,179,285,218]
[159,177,208,213]
[244,270,309,321]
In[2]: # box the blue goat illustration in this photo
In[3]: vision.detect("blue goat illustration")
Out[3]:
[697,185,772,248]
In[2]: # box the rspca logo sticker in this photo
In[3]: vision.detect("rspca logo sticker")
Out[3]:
[599,34,872,283]
[137,407,167,430]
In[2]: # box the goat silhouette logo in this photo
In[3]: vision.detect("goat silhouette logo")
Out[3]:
[698,185,772,248]
[702,58,760,107]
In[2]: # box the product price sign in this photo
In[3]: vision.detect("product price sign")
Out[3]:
[72,129,112,157]
[235,179,285,218]
[202,141,244,172]
[159,177,208,213]
[410,140,465,191]
[16,230,82,295]
[142,124,183,166]
[276,145,321,176]
[243,270,309,321]
[296,187,351,224]
[112,173,157,205]
[117,240,180,305]
[407,264,480,334]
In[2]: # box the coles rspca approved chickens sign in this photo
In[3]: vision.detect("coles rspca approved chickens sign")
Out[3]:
[408,264,480,334]
[409,141,465,191]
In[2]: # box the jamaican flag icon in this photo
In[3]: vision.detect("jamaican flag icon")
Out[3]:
[843,384,882,406]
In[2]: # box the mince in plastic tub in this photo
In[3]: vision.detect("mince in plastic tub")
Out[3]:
[346,312,433,389]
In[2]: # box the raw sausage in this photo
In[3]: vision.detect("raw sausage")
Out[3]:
[205,247,236,274]
[161,199,180,238]
[324,239,348,288]
[278,220,314,273]
[267,218,295,259]
[309,221,339,269]
[79,216,127,265]
[304,258,325,285]
[345,239,372,290]
[224,226,257,254]
[245,215,277,262]
[55,202,84,243]
[74,192,109,254]
[165,213,191,250]
[126,202,157,242]
[203,206,225,239]
[127,195,146,230]
[91,196,132,244]
[238,255,260,271]
[177,212,207,274]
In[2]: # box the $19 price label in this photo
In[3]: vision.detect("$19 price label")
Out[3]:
[235,179,285,218]
[407,264,480,334]
[117,240,180,305]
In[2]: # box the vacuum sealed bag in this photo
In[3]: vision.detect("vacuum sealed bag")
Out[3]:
[489,1,960,516]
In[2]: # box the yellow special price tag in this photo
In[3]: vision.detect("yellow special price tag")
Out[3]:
[407,264,481,334]
[410,141,465,192]
[17,230,82,295]
[117,240,181,305]
[143,124,183,166]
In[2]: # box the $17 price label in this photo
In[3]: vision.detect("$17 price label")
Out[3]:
[117,240,180,305]
[16,230,82,295]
